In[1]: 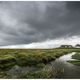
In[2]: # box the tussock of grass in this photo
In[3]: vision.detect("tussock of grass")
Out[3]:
[19,65,57,79]
[0,55,16,70]
[68,52,80,66]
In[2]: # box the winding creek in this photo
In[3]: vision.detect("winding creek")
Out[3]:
[51,52,80,79]
[7,52,80,78]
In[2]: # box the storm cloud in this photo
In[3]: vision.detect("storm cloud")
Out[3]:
[0,1,80,46]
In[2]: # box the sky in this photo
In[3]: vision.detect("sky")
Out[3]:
[0,1,80,48]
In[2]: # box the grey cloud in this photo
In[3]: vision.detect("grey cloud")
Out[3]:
[0,1,80,46]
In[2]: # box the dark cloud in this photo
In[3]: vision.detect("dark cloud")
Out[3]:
[67,2,80,11]
[0,1,80,46]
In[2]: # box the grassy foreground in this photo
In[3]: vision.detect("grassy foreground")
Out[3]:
[0,48,80,78]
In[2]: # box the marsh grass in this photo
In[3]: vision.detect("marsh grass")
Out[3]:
[0,48,80,78]
[68,52,80,66]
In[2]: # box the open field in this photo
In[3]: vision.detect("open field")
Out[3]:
[0,48,80,78]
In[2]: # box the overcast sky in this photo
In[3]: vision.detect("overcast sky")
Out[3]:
[0,1,80,48]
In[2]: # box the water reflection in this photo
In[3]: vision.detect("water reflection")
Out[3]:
[51,52,80,79]
[6,52,80,79]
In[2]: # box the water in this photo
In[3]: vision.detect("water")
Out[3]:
[7,52,80,78]
[7,65,39,78]
[51,52,80,79]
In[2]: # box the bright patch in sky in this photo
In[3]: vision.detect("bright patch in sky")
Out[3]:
[0,36,80,49]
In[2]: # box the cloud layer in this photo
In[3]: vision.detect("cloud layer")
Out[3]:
[1,36,80,49]
[0,2,80,47]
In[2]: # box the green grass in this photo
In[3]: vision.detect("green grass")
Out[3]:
[68,60,80,66]
[19,67,57,79]
[0,48,75,68]
[68,52,80,66]
[72,53,80,60]
[0,48,80,68]
[0,48,80,78]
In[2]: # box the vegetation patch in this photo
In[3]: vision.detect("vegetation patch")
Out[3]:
[68,53,80,66]
[0,48,80,78]
[0,54,16,70]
